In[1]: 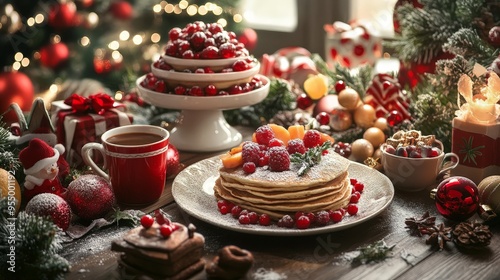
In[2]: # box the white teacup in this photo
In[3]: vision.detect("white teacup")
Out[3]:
[380,141,459,192]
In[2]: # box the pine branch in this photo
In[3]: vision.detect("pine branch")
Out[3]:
[290,141,332,176]
[443,28,498,66]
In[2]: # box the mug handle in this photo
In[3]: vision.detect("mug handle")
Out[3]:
[438,152,460,176]
[81,142,109,180]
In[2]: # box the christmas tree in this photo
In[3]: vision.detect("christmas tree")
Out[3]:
[391,0,500,149]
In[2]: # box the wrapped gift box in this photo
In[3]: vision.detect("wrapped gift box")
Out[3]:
[51,95,133,167]
[451,118,500,184]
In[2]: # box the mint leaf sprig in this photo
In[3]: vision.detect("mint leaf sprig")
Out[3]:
[290,141,332,176]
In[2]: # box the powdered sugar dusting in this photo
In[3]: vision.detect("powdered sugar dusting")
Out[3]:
[68,174,112,200]
[253,268,288,280]
[25,193,68,212]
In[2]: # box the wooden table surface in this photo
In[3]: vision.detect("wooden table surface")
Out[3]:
[62,126,500,280]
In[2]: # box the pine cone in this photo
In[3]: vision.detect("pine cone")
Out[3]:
[269,110,311,128]
[452,221,493,249]
[472,1,500,45]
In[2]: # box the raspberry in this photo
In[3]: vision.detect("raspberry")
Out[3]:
[159,224,174,238]
[231,205,242,218]
[238,214,250,224]
[258,153,269,167]
[277,215,294,228]
[268,138,284,147]
[255,125,275,145]
[329,210,343,223]
[259,214,271,226]
[248,212,259,224]
[296,215,311,229]
[242,141,260,164]
[315,210,330,226]
[268,146,290,172]
[140,214,154,229]
[347,204,359,215]
[303,129,322,148]
[287,139,306,155]
[242,162,256,174]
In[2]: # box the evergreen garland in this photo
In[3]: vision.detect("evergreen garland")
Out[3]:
[0,199,69,279]
[0,117,20,172]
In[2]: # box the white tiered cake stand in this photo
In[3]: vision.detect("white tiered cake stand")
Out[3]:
[136,74,270,152]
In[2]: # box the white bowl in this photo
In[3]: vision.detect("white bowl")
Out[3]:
[151,62,260,88]
[162,55,250,71]
[136,74,270,110]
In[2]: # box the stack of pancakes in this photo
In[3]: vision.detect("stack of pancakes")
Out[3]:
[214,150,352,219]
[112,223,205,280]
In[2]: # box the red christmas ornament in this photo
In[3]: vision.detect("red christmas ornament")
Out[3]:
[432,176,480,221]
[386,110,403,127]
[39,42,70,69]
[166,144,183,178]
[109,1,133,20]
[0,71,34,124]
[25,193,72,230]
[48,2,77,29]
[65,174,115,220]
[364,73,410,120]
[237,27,258,51]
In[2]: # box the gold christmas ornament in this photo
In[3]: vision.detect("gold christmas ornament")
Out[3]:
[0,168,21,214]
[354,104,377,129]
[363,127,386,148]
[338,88,360,110]
[351,138,374,162]
[374,117,389,131]
[478,175,500,216]
[329,108,353,131]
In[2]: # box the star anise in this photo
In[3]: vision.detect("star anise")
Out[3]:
[452,221,493,249]
[404,211,436,236]
[424,223,452,251]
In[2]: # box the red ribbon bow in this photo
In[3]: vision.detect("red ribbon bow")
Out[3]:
[64,93,115,115]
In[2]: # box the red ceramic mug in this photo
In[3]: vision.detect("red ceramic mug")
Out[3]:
[81,125,169,206]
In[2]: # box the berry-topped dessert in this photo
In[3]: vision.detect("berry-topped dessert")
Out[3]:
[382,130,441,158]
[139,21,263,97]
[214,124,364,229]
[112,209,205,280]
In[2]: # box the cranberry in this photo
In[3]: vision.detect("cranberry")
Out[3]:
[296,215,311,229]
[177,40,191,54]
[316,112,330,125]
[347,204,359,215]
[239,215,250,224]
[228,85,243,95]
[168,27,182,40]
[315,211,330,226]
[159,224,174,238]
[231,205,242,218]
[203,67,214,73]
[248,212,259,224]
[396,146,408,157]
[242,162,256,174]
[384,145,396,155]
[239,210,249,217]
[155,80,166,93]
[306,212,316,224]
[205,85,217,96]
[350,192,360,203]
[174,86,186,95]
[217,90,229,96]
[204,37,216,48]
[410,150,423,158]
[219,205,229,214]
[189,86,203,96]
[140,215,154,229]
[428,147,441,157]
[194,68,205,74]
[258,153,270,167]
[277,215,294,228]
[217,200,226,209]
[334,80,346,93]
[259,214,271,226]
[303,129,322,148]
[147,76,158,89]
[294,211,305,220]
[193,21,206,31]
[333,142,352,158]
[190,31,206,51]
[208,23,223,34]
[387,110,403,126]
[213,31,230,45]
[329,210,344,223]
[181,50,194,59]
[200,46,219,59]
[219,43,236,58]
[354,182,364,193]
[232,60,250,71]
[165,42,178,57]
[155,209,170,225]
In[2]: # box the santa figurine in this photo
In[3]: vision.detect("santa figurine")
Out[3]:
[19,138,66,202]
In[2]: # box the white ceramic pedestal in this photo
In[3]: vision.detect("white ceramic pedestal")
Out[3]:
[170,109,242,152]
[137,74,270,152]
